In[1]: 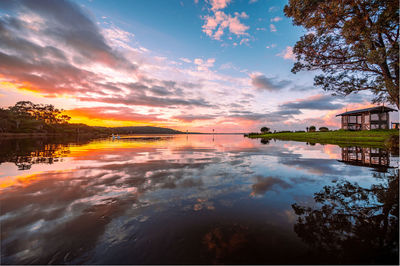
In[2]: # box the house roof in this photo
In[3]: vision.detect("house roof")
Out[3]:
[336,106,398,116]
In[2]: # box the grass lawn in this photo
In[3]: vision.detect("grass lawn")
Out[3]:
[247,129,399,147]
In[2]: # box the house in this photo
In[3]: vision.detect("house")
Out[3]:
[336,106,397,130]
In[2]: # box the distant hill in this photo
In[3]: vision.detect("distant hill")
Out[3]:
[109,126,183,134]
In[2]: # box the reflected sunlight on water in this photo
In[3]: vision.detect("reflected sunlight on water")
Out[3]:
[0,135,398,264]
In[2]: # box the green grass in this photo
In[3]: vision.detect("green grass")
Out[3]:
[247,129,399,147]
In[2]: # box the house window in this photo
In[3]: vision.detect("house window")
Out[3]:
[380,113,387,120]
[371,124,379,129]
[364,115,369,123]
[371,114,379,120]
[349,116,357,123]
[357,116,362,124]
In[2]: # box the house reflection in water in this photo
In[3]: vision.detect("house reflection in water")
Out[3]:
[339,146,392,172]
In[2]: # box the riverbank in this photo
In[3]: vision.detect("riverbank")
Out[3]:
[246,129,399,147]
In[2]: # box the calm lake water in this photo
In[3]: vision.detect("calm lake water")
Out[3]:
[1,134,398,264]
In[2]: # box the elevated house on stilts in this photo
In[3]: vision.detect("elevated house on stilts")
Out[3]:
[336,106,397,130]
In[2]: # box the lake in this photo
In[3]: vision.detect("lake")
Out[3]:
[1,134,398,264]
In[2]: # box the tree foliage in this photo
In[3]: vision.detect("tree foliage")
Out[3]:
[260,127,270,133]
[0,101,72,133]
[284,0,399,108]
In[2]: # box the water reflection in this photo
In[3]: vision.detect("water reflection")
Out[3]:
[0,135,398,264]
[292,168,399,264]
[339,146,392,172]
[0,137,93,170]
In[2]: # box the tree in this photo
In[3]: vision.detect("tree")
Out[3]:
[319,126,329,131]
[284,0,399,108]
[260,127,270,134]
[309,125,316,132]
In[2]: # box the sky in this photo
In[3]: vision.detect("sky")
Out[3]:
[0,0,398,132]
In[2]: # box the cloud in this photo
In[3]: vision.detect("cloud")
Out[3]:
[270,17,282,22]
[249,0,258,3]
[201,1,249,41]
[279,94,345,110]
[210,0,231,10]
[172,114,218,122]
[194,58,215,71]
[268,6,278,12]
[202,11,249,40]
[269,24,277,32]
[250,73,291,91]
[277,46,295,60]
[0,0,218,111]
[179,57,191,63]
[239,38,250,45]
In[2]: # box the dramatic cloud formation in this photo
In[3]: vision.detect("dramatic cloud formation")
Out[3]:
[0,0,387,132]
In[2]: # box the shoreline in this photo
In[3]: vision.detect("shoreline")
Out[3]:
[246,129,399,148]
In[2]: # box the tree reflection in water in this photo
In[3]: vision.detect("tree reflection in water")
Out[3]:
[0,137,92,170]
[292,169,399,264]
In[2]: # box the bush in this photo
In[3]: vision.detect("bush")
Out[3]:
[309,126,316,132]
[295,130,305,133]
[319,127,329,132]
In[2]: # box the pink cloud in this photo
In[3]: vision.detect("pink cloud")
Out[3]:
[269,24,277,32]
[270,16,282,22]
[202,11,249,40]
[277,46,295,60]
[210,0,231,10]
[194,58,215,71]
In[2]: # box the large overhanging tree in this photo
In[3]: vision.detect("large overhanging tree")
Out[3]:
[284,0,399,108]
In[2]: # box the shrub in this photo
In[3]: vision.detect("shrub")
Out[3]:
[309,126,316,132]
[319,127,329,132]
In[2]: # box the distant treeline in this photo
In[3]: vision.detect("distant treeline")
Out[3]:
[0,101,108,135]
[0,101,182,135]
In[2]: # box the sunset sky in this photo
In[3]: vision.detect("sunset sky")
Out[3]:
[0,0,398,132]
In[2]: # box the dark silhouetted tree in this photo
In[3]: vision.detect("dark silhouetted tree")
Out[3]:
[260,127,270,134]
